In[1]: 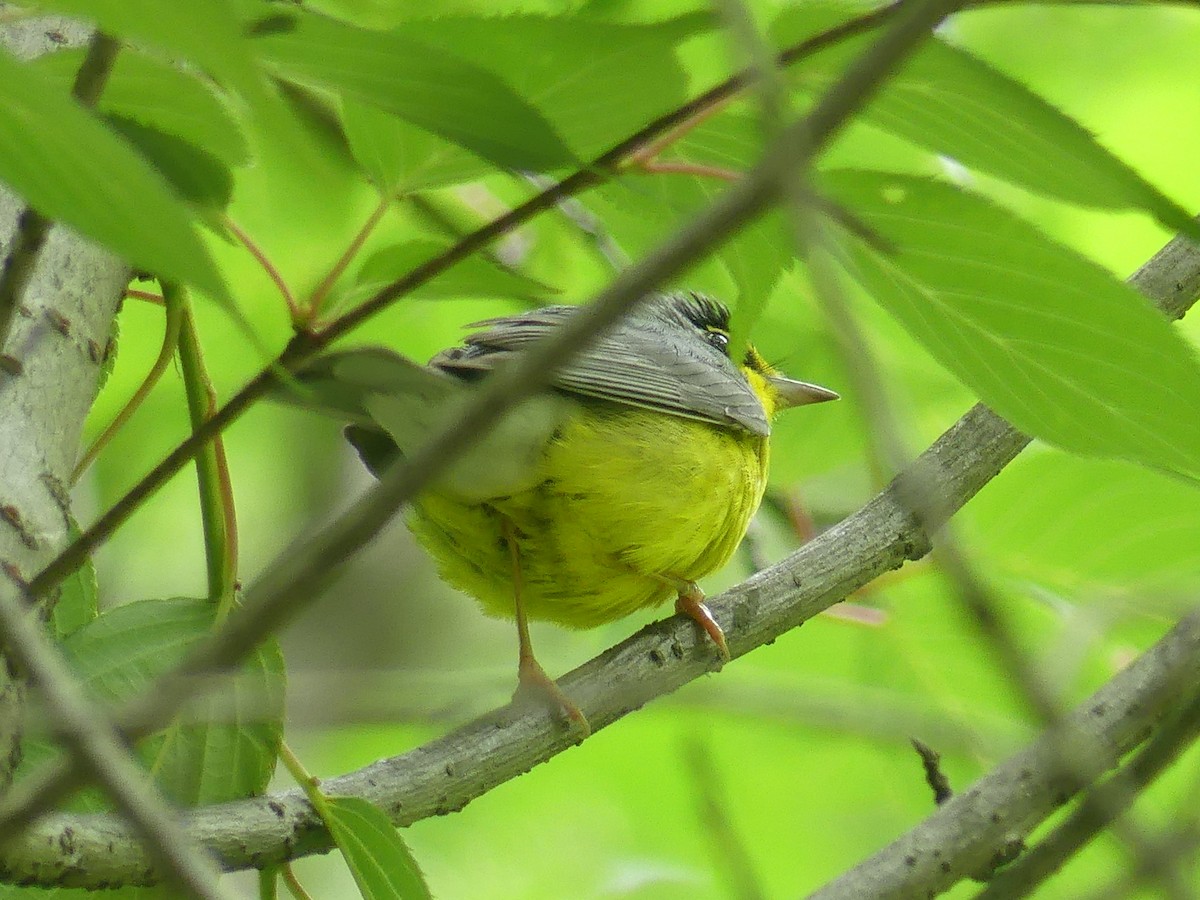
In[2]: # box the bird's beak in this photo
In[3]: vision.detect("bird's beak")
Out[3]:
[768,376,840,409]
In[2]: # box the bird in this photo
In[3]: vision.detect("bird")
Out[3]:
[282,291,837,735]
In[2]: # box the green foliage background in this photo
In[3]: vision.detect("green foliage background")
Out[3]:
[3,0,1199,897]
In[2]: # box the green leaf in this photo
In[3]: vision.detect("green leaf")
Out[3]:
[106,116,234,210]
[0,49,230,302]
[33,48,250,169]
[822,171,1200,476]
[326,796,432,900]
[252,9,573,170]
[18,598,283,806]
[52,521,99,639]
[28,0,263,102]
[341,98,488,194]
[593,173,792,313]
[401,14,706,159]
[968,451,1200,597]
[774,9,1197,235]
[351,240,556,306]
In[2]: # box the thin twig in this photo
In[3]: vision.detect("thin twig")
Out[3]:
[302,193,392,327]
[73,283,184,482]
[173,285,238,610]
[638,160,743,181]
[223,217,299,321]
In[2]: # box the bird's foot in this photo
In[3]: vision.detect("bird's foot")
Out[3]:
[674,581,730,661]
[514,654,591,740]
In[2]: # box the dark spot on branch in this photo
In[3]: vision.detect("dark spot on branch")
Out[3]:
[45,310,71,337]
[0,355,21,376]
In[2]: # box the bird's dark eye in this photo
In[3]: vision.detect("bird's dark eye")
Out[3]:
[705,329,730,355]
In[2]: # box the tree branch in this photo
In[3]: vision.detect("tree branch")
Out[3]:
[0,9,129,789]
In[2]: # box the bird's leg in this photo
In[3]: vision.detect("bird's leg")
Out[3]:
[502,517,590,738]
[671,578,730,661]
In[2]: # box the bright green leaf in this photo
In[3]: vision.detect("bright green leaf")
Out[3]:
[774,9,1196,235]
[401,14,707,159]
[27,0,263,102]
[34,48,250,169]
[106,116,234,210]
[967,450,1200,597]
[0,49,230,301]
[326,796,432,900]
[341,99,488,194]
[253,10,573,170]
[822,171,1200,476]
[351,240,556,306]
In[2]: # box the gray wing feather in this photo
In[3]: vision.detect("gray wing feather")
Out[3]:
[432,295,770,435]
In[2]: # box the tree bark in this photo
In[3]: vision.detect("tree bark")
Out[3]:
[0,9,129,787]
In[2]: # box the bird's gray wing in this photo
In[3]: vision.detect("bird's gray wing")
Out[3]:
[432,298,770,436]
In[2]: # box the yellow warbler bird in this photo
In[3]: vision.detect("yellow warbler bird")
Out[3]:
[287,292,837,734]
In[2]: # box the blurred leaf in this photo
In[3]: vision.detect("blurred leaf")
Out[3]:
[142,637,284,805]
[18,598,283,807]
[352,240,556,305]
[593,173,792,314]
[326,796,432,900]
[967,451,1200,597]
[341,99,487,194]
[252,9,573,170]
[52,521,99,639]
[773,9,1197,234]
[401,14,707,159]
[106,116,234,210]
[28,0,263,100]
[823,171,1200,476]
[0,49,230,302]
[33,48,250,169]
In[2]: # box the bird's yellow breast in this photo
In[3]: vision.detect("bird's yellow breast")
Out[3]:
[407,401,769,628]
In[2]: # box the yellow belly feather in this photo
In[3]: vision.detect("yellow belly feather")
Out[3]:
[408,403,769,628]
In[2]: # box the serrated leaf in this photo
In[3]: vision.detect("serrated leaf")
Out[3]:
[0,49,230,302]
[351,240,555,306]
[773,8,1197,235]
[106,116,234,210]
[401,14,706,159]
[33,48,250,169]
[822,171,1200,476]
[252,9,573,170]
[52,520,98,639]
[17,598,283,807]
[326,796,432,900]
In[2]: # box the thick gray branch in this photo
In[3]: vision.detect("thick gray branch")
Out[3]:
[0,11,128,788]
